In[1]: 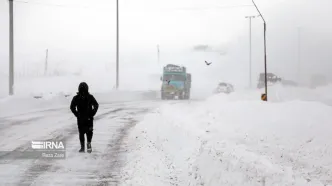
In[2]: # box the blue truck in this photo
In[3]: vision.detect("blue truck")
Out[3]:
[160,64,191,100]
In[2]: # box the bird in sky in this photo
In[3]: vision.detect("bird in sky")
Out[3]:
[205,61,212,65]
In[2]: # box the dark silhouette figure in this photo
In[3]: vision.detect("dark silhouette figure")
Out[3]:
[70,82,99,153]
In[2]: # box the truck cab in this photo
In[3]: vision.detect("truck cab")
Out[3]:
[161,64,191,100]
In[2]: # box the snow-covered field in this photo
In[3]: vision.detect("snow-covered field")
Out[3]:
[120,86,332,186]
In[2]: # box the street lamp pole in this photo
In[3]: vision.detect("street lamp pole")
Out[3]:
[245,15,257,89]
[252,0,268,101]
[116,0,119,89]
[9,0,14,95]
[297,27,301,84]
[157,45,160,65]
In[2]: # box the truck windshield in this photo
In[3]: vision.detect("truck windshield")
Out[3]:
[163,74,186,81]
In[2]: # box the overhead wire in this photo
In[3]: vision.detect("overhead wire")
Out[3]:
[13,0,254,12]
[13,0,106,10]
[170,4,254,11]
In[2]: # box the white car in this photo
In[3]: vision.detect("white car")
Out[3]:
[214,82,234,94]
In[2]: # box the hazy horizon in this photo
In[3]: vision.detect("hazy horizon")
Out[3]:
[1,0,332,96]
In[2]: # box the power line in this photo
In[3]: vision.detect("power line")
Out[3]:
[172,4,254,11]
[14,0,106,10]
[14,1,253,12]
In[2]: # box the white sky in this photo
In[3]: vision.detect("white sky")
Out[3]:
[0,0,331,90]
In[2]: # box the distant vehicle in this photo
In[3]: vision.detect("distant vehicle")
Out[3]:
[310,74,328,88]
[257,73,282,89]
[160,64,191,100]
[214,82,234,94]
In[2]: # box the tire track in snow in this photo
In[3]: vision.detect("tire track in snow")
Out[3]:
[94,120,137,186]
[0,116,44,131]
[0,108,125,186]
[15,108,126,186]
[95,108,124,120]
[0,107,68,119]
[0,108,130,162]
[0,109,71,133]
[20,106,154,186]
[0,99,154,121]
[0,100,141,119]
[92,108,152,186]
[0,115,74,161]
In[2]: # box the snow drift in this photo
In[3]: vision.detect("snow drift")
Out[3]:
[122,93,332,186]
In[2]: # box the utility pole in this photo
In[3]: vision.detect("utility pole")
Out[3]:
[116,0,119,89]
[297,27,301,84]
[9,0,14,95]
[252,0,268,101]
[44,49,49,76]
[245,15,257,88]
[157,45,160,65]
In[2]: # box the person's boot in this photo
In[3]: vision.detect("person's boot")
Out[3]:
[87,142,92,153]
[79,141,85,153]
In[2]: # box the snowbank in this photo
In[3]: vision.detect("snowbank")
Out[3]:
[223,84,332,106]
[267,84,332,103]
[122,93,332,186]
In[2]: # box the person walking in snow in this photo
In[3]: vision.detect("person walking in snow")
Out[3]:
[70,82,99,153]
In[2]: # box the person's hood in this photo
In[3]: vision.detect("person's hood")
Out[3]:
[77,91,90,97]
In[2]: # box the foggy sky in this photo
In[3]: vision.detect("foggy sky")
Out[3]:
[0,0,331,90]
[247,0,332,84]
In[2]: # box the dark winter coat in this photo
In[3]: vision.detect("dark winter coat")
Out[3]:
[70,92,99,128]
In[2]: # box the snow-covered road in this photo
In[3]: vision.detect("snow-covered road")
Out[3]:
[0,100,163,186]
